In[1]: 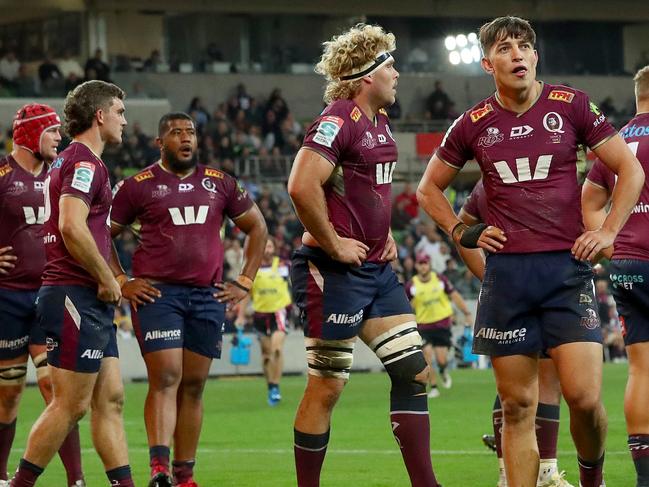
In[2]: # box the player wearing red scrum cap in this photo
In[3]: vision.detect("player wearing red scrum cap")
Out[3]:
[0,103,85,486]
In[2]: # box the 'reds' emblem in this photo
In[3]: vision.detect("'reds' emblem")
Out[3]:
[470,103,494,123]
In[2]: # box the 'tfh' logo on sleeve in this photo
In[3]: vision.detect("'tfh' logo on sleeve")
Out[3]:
[71,162,96,193]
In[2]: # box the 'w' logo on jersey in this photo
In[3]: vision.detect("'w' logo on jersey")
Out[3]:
[168,206,209,225]
[493,155,553,184]
[22,207,46,224]
[376,162,396,185]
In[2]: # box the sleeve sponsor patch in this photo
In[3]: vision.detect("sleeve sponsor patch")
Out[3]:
[204,167,224,178]
[469,103,494,123]
[71,161,96,193]
[312,116,344,148]
[134,169,154,182]
[350,106,362,122]
[0,163,12,177]
[548,90,575,103]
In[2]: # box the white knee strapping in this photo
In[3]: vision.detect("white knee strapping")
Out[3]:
[367,321,423,366]
[305,337,355,380]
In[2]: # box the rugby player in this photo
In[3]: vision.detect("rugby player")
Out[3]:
[11,81,134,486]
[417,16,643,487]
[110,112,267,487]
[405,253,472,397]
[236,237,291,406]
[0,104,84,486]
[461,180,573,487]
[582,65,649,487]
[288,24,441,487]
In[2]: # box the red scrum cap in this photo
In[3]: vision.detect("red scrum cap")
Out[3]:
[12,103,61,158]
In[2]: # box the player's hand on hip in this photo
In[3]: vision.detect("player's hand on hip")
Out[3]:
[121,278,161,311]
[454,224,506,253]
[98,277,122,306]
[380,234,398,262]
[0,246,17,275]
[214,282,248,309]
[331,237,369,266]
[572,228,616,262]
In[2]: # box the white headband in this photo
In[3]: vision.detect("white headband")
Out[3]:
[339,51,393,81]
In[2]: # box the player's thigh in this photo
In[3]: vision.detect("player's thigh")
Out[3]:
[270,330,286,352]
[548,342,603,408]
[538,357,561,404]
[183,286,225,359]
[131,284,186,355]
[48,365,98,413]
[491,354,539,410]
[143,348,184,388]
[258,334,272,356]
[180,349,212,392]
[91,356,124,410]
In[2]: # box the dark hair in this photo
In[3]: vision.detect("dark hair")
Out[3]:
[64,80,125,137]
[479,16,536,56]
[158,112,195,136]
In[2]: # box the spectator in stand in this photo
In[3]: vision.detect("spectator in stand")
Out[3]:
[58,49,84,79]
[38,53,63,89]
[143,49,163,72]
[266,88,289,121]
[444,258,463,285]
[14,64,37,97]
[64,72,83,93]
[187,96,210,133]
[0,50,20,87]
[205,42,223,62]
[387,97,402,119]
[84,48,110,82]
[454,268,482,299]
[395,183,419,220]
[425,80,453,120]
[236,83,253,112]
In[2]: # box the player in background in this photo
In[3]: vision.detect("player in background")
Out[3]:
[405,253,472,398]
[110,112,267,487]
[11,81,134,487]
[582,65,649,487]
[288,24,441,487]
[460,180,573,487]
[0,104,85,486]
[417,15,643,487]
[236,237,291,406]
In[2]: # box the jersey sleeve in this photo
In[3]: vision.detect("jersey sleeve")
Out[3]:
[436,114,474,169]
[224,175,254,220]
[574,93,617,150]
[301,106,353,165]
[438,273,456,295]
[585,159,615,192]
[110,178,137,226]
[60,159,104,206]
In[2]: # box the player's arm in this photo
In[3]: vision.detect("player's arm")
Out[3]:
[449,290,472,325]
[581,180,614,260]
[288,147,369,266]
[235,295,250,328]
[110,221,161,309]
[417,155,506,252]
[0,246,17,276]
[215,203,267,307]
[572,134,643,261]
[59,195,120,304]
[457,208,486,281]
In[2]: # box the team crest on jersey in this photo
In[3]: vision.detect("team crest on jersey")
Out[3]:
[201,177,218,194]
[548,90,575,103]
[350,107,362,122]
[470,103,494,123]
[71,161,95,193]
[362,131,376,149]
[313,116,344,148]
[204,167,224,178]
[152,184,171,199]
[543,112,564,134]
[478,127,504,147]
[134,169,154,182]
[0,163,12,177]
[6,181,26,196]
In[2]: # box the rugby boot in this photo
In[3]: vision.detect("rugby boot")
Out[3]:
[176,481,199,487]
[482,434,497,452]
[70,481,86,487]
[148,466,172,487]
[538,470,574,487]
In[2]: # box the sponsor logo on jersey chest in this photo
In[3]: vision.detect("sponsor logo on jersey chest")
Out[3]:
[548,90,575,103]
[470,103,494,123]
[134,170,154,182]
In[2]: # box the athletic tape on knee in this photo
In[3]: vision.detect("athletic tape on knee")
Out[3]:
[32,352,49,380]
[305,337,355,380]
[368,321,423,366]
[0,363,27,386]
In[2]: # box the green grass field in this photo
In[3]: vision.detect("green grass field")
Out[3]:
[8,363,633,486]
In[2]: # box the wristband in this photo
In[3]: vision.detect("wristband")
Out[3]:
[460,223,488,248]
[237,274,253,289]
[451,222,468,242]
[115,274,129,288]
[231,280,251,293]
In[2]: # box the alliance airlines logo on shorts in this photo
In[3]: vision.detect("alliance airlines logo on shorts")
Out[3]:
[145,329,182,341]
[313,116,344,148]
[81,349,104,359]
[0,335,29,350]
[326,310,364,326]
[475,327,527,344]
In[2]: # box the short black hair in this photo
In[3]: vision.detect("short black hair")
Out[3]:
[158,112,194,137]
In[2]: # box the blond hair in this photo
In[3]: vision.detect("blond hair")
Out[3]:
[315,23,396,104]
[634,65,649,102]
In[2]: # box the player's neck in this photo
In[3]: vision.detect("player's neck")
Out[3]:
[353,94,379,123]
[262,256,273,266]
[418,272,431,282]
[637,100,649,115]
[11,148,44,175]
[73,130,105,158]
[159,159,195,177]
[495,80,542,114]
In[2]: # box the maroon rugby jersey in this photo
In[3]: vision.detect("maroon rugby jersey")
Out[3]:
[437,82,617,253]
[301,99,398,262]
[462,178,488,223]
[111,162,253,286]
[586,112,649,261]
[0,156,47,290]
[41,142,113,287]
